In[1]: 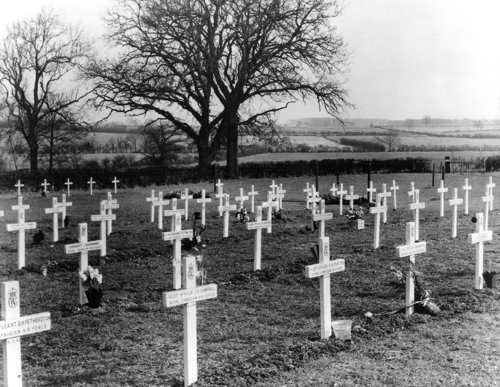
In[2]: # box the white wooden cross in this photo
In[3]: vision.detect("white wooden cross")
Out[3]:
[40,179,50,194]
[14,180,24,197]
[269,180,279,197]
[215,179,225,217]
[313,200,333,238]
[481,186,493,231]
[0,280,51,387]
[370,193,385,249]
[448,188,463,238]
[337,183,347,215]
[90,200,116,257]
[247,185,259,213]
[345,185,359,210]
[462,178,472,215]
[87,177,96,196]
[261,192,273,234]
[247,206,273,271]
[329,183,337,197]
[65,178,73,196]
[181,188,194,220]
[164,198,186,249]
[157,191,170,230]
[235,188,249,210]
[277,184,286,210]
[367,180,376,203]
[396,222,427,318]
[408,181,415,200]
[146,189,159,223]
[437,180,448,217]
[308,185,322,214]
[103,192,119,235]
[220,194,236,238]
[409,189,425,241]
[390,179,399,210]
[163,203,192,290]
[196,189,212,226]
[0,207,3,217]
[162,255,217,387]
[57,194,72,228]
[65,223,104,304]
[304,236,345,339]
[380,183,392,223]
[7,197,36,269]
[112,176,120,194]
[468,212,492,290]
[44,197,63,242]
[487,176,496,210]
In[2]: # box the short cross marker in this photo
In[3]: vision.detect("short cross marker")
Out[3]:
[146,189,159,223]
[437,180,448,217]
[87,177,96,196]
[370,193,385,249]
[408,182,415,200]
[103,192,119,235]
[157,191,170,230]
[468,212,492,289]
[345,185,359,210]
[409,189,425,241]
[40,179,50,194]
[337,184,347,215]
[481,186,493,231]
[14,180,24,197]
[462,178,472,215]
[448,188,463,238]
[219,194,236,238]
[247,185,259,213]
[390,180,399,210]
[65,178,73,196]
[181,188,193,220]
[215,179,225,217]
[112,176,120,194]
[247,206,272,270]
[44,197,63,242]
[487,176,496,210]
[367,181,376,203]
[235,188,249,210]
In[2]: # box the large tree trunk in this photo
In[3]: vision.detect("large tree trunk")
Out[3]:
[197,140,211,179]
[225,110,239,179]
[29,144,38,172]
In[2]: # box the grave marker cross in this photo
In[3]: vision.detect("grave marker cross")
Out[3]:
[112,176,120,194]
[40,179,50,194]
[7,197,36,269]
[304,183,312,210]
[487,176,496,210]
[277,184,286,210]
[215,180,224,216]
[370,193,385,249]
[468,212,492,289]
[329,183,337,197]
[57,194,72,228]
[409,189,425,241]
[64,223,104,304]
[90,200,116,257]
[44,197,63,242]
[146,189,159,223]
[157,191,170,230]
[103,192,119,235]
[220,194,236,238]
[408,182,415,200]
[162,255,217,387]
[65,178,73,197]
[462,178,472,215]
[345,185,359,210]
[181,188,194,220]
[313,199,333,238]
[366,181,376,203]
[0,281,51,387]
[396,222,427,318]
[87,177,95,196]
[337,183,347,215]
[269,180,279,197]
[390,180,399,210]
[195,189,211,226]
[448,188,463,238]
[380,183,392,223]
[235,188,249,210]
[481,186,493,231]
[437,180,448,217]
[247,206,273,270]
[14,180,24,197]
[304,237,345,339]
[247,185,259,213]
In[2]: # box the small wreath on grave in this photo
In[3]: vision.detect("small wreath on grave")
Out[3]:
[235,207,250,224]
[79,266,103,308]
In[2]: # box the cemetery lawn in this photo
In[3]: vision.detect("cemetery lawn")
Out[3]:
[0,172,499,386]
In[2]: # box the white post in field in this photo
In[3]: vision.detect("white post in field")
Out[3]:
[462,178,472,215]
[390,180,399,210]
[448,188,463,238]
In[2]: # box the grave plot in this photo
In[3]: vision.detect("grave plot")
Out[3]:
[0,172,498,386]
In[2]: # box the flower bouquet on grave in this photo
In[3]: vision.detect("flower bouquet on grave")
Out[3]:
[235,207,250,223]
[79,266,103,308]
[345,207,365,231]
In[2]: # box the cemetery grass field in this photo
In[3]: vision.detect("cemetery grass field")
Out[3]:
[0,173,499,386]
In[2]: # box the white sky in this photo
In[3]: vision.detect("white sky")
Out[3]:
[1,0,500,122]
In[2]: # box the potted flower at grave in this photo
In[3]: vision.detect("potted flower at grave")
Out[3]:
[345,206,365,230]
[235,207,250,223]
[79,266,103,308]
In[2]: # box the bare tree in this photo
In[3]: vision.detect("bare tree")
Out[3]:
[0,9,91,172]
[86,0,349,178]
[142,123,185,165]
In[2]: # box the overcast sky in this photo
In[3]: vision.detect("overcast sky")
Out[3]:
[1,0,499,122]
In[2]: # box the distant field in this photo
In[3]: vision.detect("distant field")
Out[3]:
[287,135,349,149]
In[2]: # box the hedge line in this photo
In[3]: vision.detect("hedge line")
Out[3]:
[0,157,435,191]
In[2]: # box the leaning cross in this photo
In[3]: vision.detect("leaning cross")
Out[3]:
[437,180,448,217]
[14,180,24,197]
[409,189,425,241]
[112,176,120,194]
[162,255,217,387]
[87,177,96,196]
[396,222,427,318]
[40,179,50,195]
[196,189,212,227]
[380,183,392,224]
[462,178,472,215]
[247,206,272,271]
[448,187,463,238]
[44,197,63,242]
[247,185,259,213]
[235,188,249,210]
[162,208,193,290]
[304,236,345,339]
[7,197,36,269]
[0,280,51,387]
[367,180,376,203]
[90,200,116,257]
[370,193,385,249]
[220,194,236,238]
[181,188,193,220]
[468,212,492,290]
[345,185,359,210]
[64,223,104,305]
[390,179,399,210]
[337,183,347,215]
[313,199,333,239]
[64,178,73,197]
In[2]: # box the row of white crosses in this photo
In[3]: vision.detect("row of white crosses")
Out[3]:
[15,177,121,197]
